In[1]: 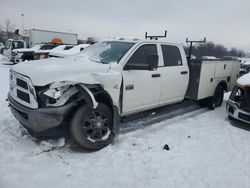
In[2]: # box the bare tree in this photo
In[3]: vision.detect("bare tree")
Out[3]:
[4,19,16,38]
[184,41,246,58]
[214,44,227,58]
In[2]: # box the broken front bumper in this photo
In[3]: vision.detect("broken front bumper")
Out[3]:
[10,57,22,64]
[8,93,75,136]
[227,100,250,124]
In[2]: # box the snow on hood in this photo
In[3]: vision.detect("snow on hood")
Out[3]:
[49,44,90,57]
[11,57,111,86]
[237,73,250,87]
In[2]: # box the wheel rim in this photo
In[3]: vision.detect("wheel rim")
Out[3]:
[82,110,110,141]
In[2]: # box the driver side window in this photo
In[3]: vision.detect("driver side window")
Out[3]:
[127,44,157,65]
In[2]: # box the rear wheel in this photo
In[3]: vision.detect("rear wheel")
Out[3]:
[70,103,114,150]
[207,86,224,110]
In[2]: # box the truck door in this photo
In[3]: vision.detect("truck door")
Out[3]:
[122,44,162,114]
[159,45,189,104]
[3,39,12,60]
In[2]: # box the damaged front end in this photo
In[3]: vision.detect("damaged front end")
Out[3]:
[227,85,250,124]
[36,81,98,108]
[9,77,120,138]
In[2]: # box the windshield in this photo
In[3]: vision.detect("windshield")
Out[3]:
[75,41,135,64]
[4,40,11,49]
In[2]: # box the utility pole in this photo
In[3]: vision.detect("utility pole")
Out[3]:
[21,13,24,32]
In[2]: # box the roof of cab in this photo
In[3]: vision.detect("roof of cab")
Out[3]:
[100,37,182,47]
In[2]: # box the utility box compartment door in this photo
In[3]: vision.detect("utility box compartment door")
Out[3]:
[186,60,217,100]
[214,61,233,78]
[198,61,217,99]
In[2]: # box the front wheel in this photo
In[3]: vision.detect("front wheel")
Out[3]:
[70,103,114,150]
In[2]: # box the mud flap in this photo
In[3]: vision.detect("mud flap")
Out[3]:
[113,105,120,135]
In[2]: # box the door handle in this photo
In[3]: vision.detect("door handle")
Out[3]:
[181,71,188,75]
[152,74,161,78]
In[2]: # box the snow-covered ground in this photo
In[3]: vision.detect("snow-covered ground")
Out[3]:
[0,59,250,188]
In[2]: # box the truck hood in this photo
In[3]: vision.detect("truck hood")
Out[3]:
[11,57,111,86]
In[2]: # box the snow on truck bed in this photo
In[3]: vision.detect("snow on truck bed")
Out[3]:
[1,60,250,188]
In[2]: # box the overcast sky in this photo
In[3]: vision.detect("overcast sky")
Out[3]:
[0,0,250,51]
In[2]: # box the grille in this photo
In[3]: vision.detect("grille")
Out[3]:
[17,89,30,103]
[9,71,38,109]
[238,113,250,122]
[16,78,28,89]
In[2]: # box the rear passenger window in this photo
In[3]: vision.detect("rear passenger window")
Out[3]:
[127,44,157,65]
[161,45,182,66]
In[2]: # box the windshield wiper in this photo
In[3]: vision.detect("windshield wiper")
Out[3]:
[89,59,102,64]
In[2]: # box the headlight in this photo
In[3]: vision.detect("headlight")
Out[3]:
[38,81,78,107]
[43,85,69,100]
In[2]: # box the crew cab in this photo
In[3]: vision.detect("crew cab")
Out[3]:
[8,38,240,150]
[3,39,26,61]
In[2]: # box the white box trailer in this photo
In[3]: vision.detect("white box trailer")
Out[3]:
[186,59,241,100]
[28,29,78,47]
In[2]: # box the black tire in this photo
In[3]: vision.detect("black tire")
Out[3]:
[207,86,224,110]
[70,103,114,150]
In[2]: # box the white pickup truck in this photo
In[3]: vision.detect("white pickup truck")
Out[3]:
[8,38,240,150]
